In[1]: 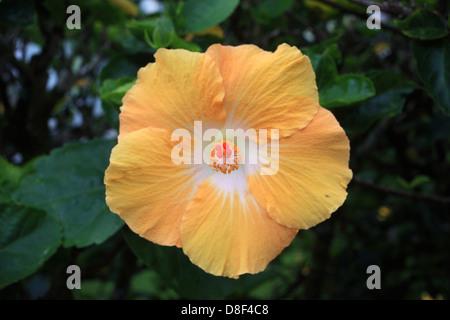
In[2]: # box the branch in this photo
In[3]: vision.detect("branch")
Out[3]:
[348,0,413,18]
[314,0,401,33]
[352,176,450,205]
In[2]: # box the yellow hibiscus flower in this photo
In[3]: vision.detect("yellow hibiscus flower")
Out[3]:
[104,43,352,279]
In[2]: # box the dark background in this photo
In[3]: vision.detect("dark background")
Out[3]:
[0,0,449,300]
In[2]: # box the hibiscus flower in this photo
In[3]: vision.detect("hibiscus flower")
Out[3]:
[104,43,352,278]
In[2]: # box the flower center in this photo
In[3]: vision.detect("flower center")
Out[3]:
[209,140,241,174]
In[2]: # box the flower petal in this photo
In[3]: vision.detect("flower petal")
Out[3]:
[180,174,298,278]
[105,127,197,247]
[119,48,226,140]
[206,43,319,138]
[248,107,352,229]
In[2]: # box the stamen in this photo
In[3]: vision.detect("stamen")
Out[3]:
[209,140,241,174]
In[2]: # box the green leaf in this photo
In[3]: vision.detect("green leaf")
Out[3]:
[123,227,266,299]
[252,0,293,24]
[0,157,35,202]
[303,42,342,90]
[397,175,431,190]
[147,16,176,49]
[100,77,136,107]
[128,18,158,40]
[128,18,157,31]
[0,202,61,287]
[123,227,235,298]
[42,0,67,24]
[337,91,409,135]
[170,34,202,52]
[366,70,420,94]
[335,71,417,135]
[182,0,240,33]
[80,0,127,26]
[99,77,136,129]
[412,39,450,115]
[99,54,142,81]
[395,9,448,40]
[13,139,123,248]
[307,51,339,90]
[320,74,376,108]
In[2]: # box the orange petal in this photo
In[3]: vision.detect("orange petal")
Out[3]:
[180,174,298,278]
[248,107,352,229]
[206,43,319,138]
[119,48,226,141]
[105,127,198,247]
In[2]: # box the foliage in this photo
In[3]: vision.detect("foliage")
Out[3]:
[0,0,449,300]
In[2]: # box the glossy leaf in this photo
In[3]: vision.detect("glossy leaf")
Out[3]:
[100,77,136,107]
[252,0,293,24]
[170,34,202,52]
[307,51,339,90]
[182,0,240,33]
[335,71,417,135]
[100,77,136,129]
[412,39,450,115]
[13,139,123,248]
[395,9,448,40]
[320,74,376,108]
[0,202,61,287]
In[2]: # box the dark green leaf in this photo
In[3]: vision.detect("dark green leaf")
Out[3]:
[123,227,235,298]
[397,175,431,190]
[412,39,450,115]
[252,0,293,24]
[128,18,158,40]
[303,42,342,89]
[148,16,176,49]
[366,70,420,94]
[123,227,266,299]
[42,0,67,24]
[335,71,417,135]
[170,34,202,52]
[307,52,339,90]
[100,77,136,107]
[80,0,126,26]
[395,9,448,40]
[0,202,61,287]
[337,90,409,135]
[99,55,141,81]
[99,77,136,129]
[13,139,123,248]
[320,74,376,108]
[183,0,240,33]
[0,157,35,202]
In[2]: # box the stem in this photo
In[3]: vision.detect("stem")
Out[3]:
[352,176,450,205]
[348,0,413,17]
